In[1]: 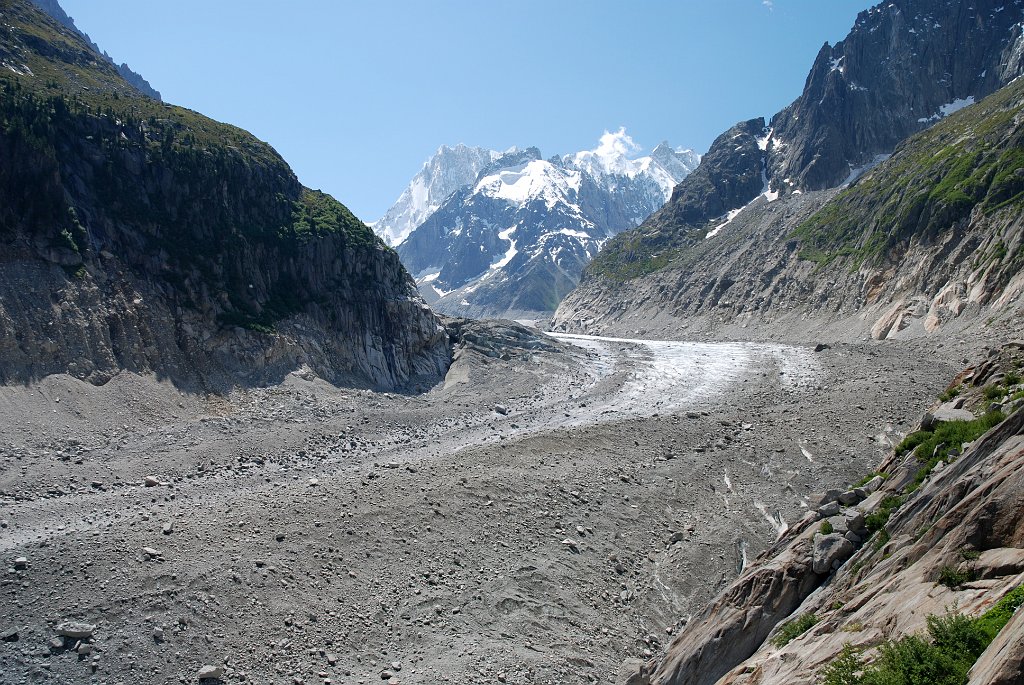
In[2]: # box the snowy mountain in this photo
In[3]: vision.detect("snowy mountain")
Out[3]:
[372,144,499,247]
[384,130,699,319]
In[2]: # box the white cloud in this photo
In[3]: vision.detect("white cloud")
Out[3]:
[594,127,641,160]
[763,0,774,9]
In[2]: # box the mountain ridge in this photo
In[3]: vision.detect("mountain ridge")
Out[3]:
[385,130,699,319]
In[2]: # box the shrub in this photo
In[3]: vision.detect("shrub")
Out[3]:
[938,385,961,402]
[820,603,1004,685]
[974,584,1024,642]
[821,521,835,535]
[821,644,864,685]
[908,412,1005,490]
[772,612,819,647]
[938,565,976,589]
[895,430,931,456]
[983,384,1008,401]
[865,495,905,533]
[1004,370,1021,386]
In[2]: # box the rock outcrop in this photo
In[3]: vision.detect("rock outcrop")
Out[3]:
[0,0,449,391]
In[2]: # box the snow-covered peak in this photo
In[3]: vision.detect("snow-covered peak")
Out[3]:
[372,143,499,246]
[563,128,700,198]
[474,159,583,211]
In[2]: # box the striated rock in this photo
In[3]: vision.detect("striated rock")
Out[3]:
[650,393,1024,685]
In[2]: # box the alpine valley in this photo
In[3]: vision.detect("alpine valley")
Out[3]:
[3,1,1024,685]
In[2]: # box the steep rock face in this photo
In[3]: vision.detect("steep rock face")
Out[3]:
[394,132,698,319]
[371,143,498,247]
[768,0,1024,191]
[620,347,1024,685]
[647,119,766,231]
[555,0,1024,339]
[0,0,448,390]
[555,3,1024,341]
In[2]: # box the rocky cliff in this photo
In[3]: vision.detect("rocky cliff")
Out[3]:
[620,344,1024,685]
[554,0,1024,342]
[0,0,449,390]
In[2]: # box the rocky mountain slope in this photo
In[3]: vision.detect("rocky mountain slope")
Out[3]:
[391,131,698,319]
[28,0,161,100]
[0,0,448,390]
[621,343,1024,685]
[554,0,1024,340]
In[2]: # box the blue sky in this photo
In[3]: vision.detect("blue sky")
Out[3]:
[60,0,876,222]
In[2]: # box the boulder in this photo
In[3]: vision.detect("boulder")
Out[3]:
[922,405,975,430]
[56,622,95,639]
[837,490,861,506]
[197,665,224,680]
[817,501,841,517]
[861,475,885,494]
[812,533,855,574]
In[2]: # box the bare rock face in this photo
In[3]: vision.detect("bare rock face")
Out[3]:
[555,0,1024,342]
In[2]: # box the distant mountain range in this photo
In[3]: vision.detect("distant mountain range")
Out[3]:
[375,130,699,319]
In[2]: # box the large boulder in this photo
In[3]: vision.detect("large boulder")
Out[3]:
[811,533,855,574]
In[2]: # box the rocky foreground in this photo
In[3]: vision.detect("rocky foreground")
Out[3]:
[0,320,970,684]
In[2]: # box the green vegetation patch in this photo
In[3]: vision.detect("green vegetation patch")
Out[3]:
[865,495,905,534]
[791,78,1024,271]
[820,587,1024,685]
[771,612,819,647]
[905,411,1005,491]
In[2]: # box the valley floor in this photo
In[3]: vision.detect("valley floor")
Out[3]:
[0,327,976,684]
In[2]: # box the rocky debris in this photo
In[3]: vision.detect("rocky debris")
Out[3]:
[1,628,19,642]
[144,475,161,487]
[0,304,974,684]
[494,404,509,415]
[13,556,27,570]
